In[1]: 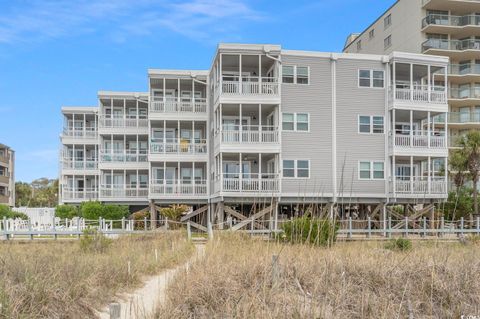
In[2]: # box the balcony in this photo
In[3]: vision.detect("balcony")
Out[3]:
[449,111,480,125]
[62,127,97,140]
[99,186,148,199]
[393,130,446,149]
[422,0,480,13]
[98,117,148,132]
[0,174,9,184]
[99,150,148,163]
[422,14,480,35]
[392,177,446,195]
[221,76,279,96]
[150,180,208,197]
[222,173,279,193]
[62,159,98,170]
[391,84,447,105]
[450,87,480,100]
[150,97,207,114]
[150,140,207,155]
[422,39,480,59]
[220,125,279,144]
[62,187,98,201]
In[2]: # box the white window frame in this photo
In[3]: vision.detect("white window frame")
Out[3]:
[384,35,392,49]
[282,65,310,85]
[358,115,384,134]
[282,112,310,132]
[282,159,310,179]
[384,14,392,29]
[358,69,385,89]
[358,160,385,180]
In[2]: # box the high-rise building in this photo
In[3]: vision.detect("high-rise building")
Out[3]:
[0,144,15,207]
[60,43,449,228]
[344,0,480,150]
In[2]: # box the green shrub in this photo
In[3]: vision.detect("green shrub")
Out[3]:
[55,205,79,219]
[131,210,150,230]
[79,201,128,220]
[280,217,338,247]
[79,228,112,253]
[0,204,28,220]
[384,238,412,252]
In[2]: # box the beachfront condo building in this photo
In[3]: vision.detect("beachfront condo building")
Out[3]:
[0,144,15,207]
[60,43,449,229]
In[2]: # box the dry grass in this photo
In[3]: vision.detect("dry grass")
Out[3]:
[159,233,480,318]
[0,232,193,319]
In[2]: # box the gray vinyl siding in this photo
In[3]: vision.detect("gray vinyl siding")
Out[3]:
[335,59,387,196]
[280,55,333,196]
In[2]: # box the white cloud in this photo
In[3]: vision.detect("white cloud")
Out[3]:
[0,0,263,44]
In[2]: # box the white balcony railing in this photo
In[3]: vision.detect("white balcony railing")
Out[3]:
[449,63,480,76]
[150,97,207,113]
[221,76,279,96]
[392,83,447,104]
[393,177,446,195]
[150,140,207,155]
[450,87,480,99]
[62,187,98,200]
[221,174,279,193]
[100,186,148,198]
[62,127,97,139]
[150,180,207,196]
[62,159,98,170]
[422,14,480,28]
[98,117,148,129]
[99,150,148,163]
[220,125,279,143]
[393,130,446,148]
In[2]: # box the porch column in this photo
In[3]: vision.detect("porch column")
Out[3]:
[123,134,126,162]
[410,63,413,101]
[444,66,448,102]
[239,54,242,94]
[427,65,431,103]
[392,61,396,100]
[83,144,86,170]
[428,156,431,194]
[163,161,166,189]
[123,98,126,124]
[258,54,262,94]
[239,104,243,142]
[444,156,448,194]
[72,113,75,134]
[427,111,431,148]
[410,110,413,147]
[445,111,448,148]
[177,120,180,154]
[239,153,243,191]
[220,104,223,136]
[136,98,139,128]
[259,153,262,191]
[177,78,180,107]
[219,54,223,94]
[83,113,86,138]
[259,104,262,142]
[124,169,126,195]
[192,78,195,112]
[162,78,166,102]
[392,155,396,195]
[192,162,195,195]
[220,153,223,191]
[392,109,396,146]
[410,156,414,194]
[177,162,180,192]
[163,120,166,154]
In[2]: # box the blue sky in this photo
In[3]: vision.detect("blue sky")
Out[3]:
[0,0,391,182]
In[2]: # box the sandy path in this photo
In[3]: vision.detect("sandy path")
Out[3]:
[98,243,205,319]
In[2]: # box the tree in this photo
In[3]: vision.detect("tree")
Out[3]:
[55,205,79,219]
[443,189,473,220]
[160,204,189,221]
[80,201,129,220]
[15,178,58,207]
[458,131,480,216]
[448,150,469,189]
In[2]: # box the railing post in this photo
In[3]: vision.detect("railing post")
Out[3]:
[28,219,33,240]
[388,216,392,239]
[165,217,169,230]
[423,216,427,238]
[77,218,81,239]
[348,217,352,239]
[440,216,444,238]
[98,217,102,233]
[477,216,480,235]
[367,217,371,238]
[187,221,192,241]
[3,216,8,240]
[404,216,409,238]
[144,217,147,231]
[121,217,125,232]
[460,217,464,237]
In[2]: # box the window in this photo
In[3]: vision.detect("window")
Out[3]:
[297,160,310,178]
[373,162,385,179]
[384,35,392,49]
[373,71,384,88]
[359,115,384,134]
[359,162,371,179]
[359,70,371,87]
[359,161,385,180]
[283,160,295,177]
[282,66,294,83]
[359,116,371,133]
[283,160,309,178]
[384,14,391,29]
[369,29,375,39]
[0,167,4,176]
[296,113,309,131]
[359,70,384,88]
[282,113,309,132]
[372,116,384,133]
[283,65,309,84]
[282,113,294,130]
[296,67,309,84]
[357,40,362,51]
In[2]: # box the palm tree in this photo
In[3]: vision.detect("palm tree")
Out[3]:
[458,131,480,216]
[448,149,468,189]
